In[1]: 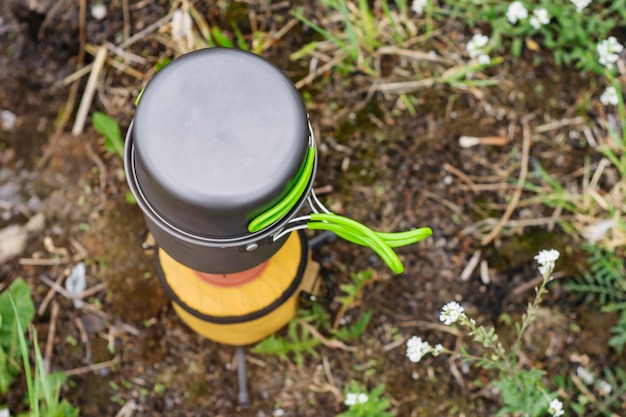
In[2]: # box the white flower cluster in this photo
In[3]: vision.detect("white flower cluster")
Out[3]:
[529,8,550,29]
[548,398,564,417]
[600,86,620,106]
[345,392,368,406]
[407,302,466,363]
[597,37,624,70]
[534,249,560,277]
[412,0,428,15]
[571,0,592,13]
[507,2,550,29]
[506,1,528,24]
[406,336,431,363]
[466,33,491,65]
[439,301,465,325]
[576,366,613,396]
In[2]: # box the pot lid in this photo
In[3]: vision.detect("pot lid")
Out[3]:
[132,48,309,237]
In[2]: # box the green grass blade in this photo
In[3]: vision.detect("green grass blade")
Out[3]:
[9,295,38,417]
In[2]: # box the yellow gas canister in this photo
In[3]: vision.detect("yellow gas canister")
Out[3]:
[154,231,319,345]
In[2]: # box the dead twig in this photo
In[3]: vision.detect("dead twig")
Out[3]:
[443,163,479,194]
[460,249,482,281]
[115,400,137,417]
[118,14,173,50]
[64,356,120,377]
[38,274,66,316]
[43,301,60,373]
[19,257,68,266]
[481,118,531,245]
[72,45,108,136]
[382,336,408,352]
[296,318,357,352]
[570,374,620,417]
[121,0,131,42]
[75,316,92,364]
[38,275,109,323]
[295,52,346,89]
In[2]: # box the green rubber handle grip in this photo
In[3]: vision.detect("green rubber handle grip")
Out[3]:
[308,214,432,273]
[248,147,316,233]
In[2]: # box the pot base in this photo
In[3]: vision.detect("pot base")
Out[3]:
[155,230,320,345]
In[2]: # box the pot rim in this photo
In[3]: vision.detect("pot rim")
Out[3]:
[124,120,318,249]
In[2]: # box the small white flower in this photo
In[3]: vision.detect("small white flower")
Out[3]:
[412,0,428,15]
[548,398,565,417]
[598,379,612,396]
[600,86,620,106]
[0,408,9,417]
[478,54,491,65]
[571,0,592,13]
[345,393,358,406]
[440,301,465,325]
[406,336,431,363]
[432,344,444,357]
[91,3,107,21]
[534,249,560,277]
[345,392,368,406]
[273,409,285,417]
[597,37,624,70]
[507,2,528,24]
[466,33,490,60]
[529,8,550,29]
[576,366,594,385]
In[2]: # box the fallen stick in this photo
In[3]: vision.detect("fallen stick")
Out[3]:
[481,119,531,245]
[72,45,108,136]
[458,135,508,148]
[64,356,120,377]
[43,301,60,373]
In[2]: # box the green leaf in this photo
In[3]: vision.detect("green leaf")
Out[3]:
[0,278,35,350]
[92,112,124,157]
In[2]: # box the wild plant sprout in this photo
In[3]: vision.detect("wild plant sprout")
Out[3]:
[597,37,624,70]
[406,250,564,416]
[571,0,592,13]
[506,2,528,25]
[466,33,490,65]
[529,8,550,30]
[339,382,393,417]
[344,392,368,406]
[548,399,565,417]
[600,86,619,106]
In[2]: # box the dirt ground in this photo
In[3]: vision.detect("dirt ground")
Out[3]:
[0,1,623,416]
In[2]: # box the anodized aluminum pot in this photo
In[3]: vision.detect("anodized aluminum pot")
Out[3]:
[124,48,316,274]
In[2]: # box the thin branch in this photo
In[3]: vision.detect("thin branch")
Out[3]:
[481,118,531,245]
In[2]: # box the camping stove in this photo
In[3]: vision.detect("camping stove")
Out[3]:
[124,48,432,347]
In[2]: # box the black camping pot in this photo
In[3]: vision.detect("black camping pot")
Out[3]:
[124,48,317,274]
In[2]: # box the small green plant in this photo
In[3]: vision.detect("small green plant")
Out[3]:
[567,244,626,353]
[92,112,124,158]
[553,366,626,416]
[0,278,35,394]
[253,269,377,365]
[0,279,79,416]
[337,380,393,417]
[441,0,626,74]
[406,250,565,416]
[252,313,321,367]
[292,0,417,76]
